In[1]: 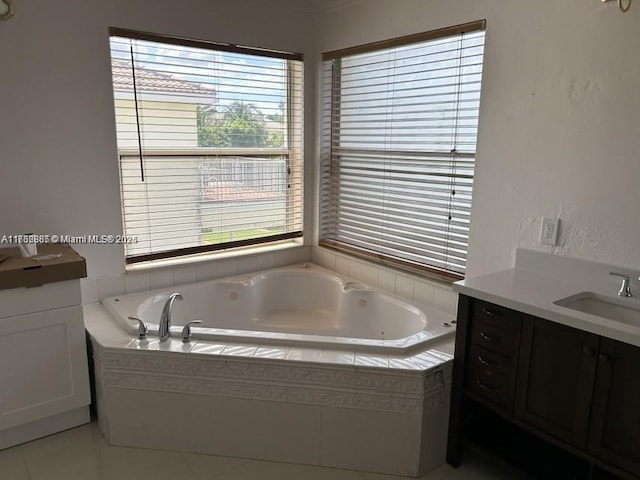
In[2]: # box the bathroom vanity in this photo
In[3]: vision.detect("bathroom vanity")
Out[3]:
[448,250,640,480]
[0,244,90,449]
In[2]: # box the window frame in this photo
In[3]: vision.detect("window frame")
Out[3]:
[108,28,304,265]
[318,20,486,282]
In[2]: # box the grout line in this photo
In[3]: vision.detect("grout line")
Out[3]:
[181,451,252,480]
[181,452,203,480]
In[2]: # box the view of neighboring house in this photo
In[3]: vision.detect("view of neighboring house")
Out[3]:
[111,58,215,150]
[110,58,288,257]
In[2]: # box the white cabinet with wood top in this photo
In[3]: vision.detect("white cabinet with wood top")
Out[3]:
[0,245,90,450]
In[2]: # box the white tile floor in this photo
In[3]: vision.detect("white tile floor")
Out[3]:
[0,422,531,480]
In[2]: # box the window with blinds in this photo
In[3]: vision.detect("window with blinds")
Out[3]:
[108,28,304,264]
[319,21,486,280]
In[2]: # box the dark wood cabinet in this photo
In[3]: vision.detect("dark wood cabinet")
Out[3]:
[515,316,599,448]
[588,339,640,476]
[448,294,640,480]
[447,296,523,467]
[465,299,522,411]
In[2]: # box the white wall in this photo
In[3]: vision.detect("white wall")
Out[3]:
[312,0,640,276]
[2,0,639,291]
[0,0,314,279]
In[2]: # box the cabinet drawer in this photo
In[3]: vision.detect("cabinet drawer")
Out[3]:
[468,345,513,380]
[466,345,515,408]
[0,280,81,319]
[470,301,521,357]
[470,319,520,357]
[471,300,522,332]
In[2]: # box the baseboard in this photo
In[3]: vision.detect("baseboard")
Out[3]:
[0,407,90,450]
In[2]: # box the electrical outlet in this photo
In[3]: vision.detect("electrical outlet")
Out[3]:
[540,217,558,246]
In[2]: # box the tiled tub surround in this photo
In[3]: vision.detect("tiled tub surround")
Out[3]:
[311,248,460,316]
[82,246,460,320]
[102,264,452,354]
[85,264,456,477]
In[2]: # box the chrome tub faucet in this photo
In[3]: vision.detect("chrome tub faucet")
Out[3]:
[159,293,183,341]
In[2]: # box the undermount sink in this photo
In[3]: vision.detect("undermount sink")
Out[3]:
[554,292,640,327]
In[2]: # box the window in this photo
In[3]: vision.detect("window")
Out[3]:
[108,29,304,264]
[319,21,486,280]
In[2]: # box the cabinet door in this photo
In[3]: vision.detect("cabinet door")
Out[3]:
[0,306,90,430]
[588,338,640,476]
[515,316,599,449]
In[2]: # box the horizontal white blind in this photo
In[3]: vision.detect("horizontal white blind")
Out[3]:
[319,25,485,279]
[109,30,303,263]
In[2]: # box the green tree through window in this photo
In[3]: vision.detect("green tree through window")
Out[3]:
[198,101,285,148]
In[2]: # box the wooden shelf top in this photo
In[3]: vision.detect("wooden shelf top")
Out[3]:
[0,244,87,289]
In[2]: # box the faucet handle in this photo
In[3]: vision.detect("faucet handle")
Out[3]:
[128,315,148,339]
[609,272,633,297]
[181,320,203,343]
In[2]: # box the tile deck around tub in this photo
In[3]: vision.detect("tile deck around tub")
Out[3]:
[85,303,455,373]
[89,303,455,422]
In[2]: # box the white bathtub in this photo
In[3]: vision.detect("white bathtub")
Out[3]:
[103,263,453,354]
[90,262,455,476]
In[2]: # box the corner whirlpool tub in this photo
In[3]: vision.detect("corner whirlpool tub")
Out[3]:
[85,263,456,477]
[102,263,451,354]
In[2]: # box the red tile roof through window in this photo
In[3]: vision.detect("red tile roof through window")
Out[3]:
[111,58,215,97]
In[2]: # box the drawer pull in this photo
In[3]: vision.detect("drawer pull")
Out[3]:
[480,331,496,342]
[583,346,596,359]
[476,380,498,393]
[477,355,494,367]
[482,307,500,317]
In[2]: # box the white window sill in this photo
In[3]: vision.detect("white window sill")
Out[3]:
[125,238,304,273]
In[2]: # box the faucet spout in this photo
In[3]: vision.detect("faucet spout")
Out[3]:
[159,292,183,342]
[609,272,633,297]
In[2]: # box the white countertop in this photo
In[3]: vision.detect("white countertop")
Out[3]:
[453,250,640,347]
